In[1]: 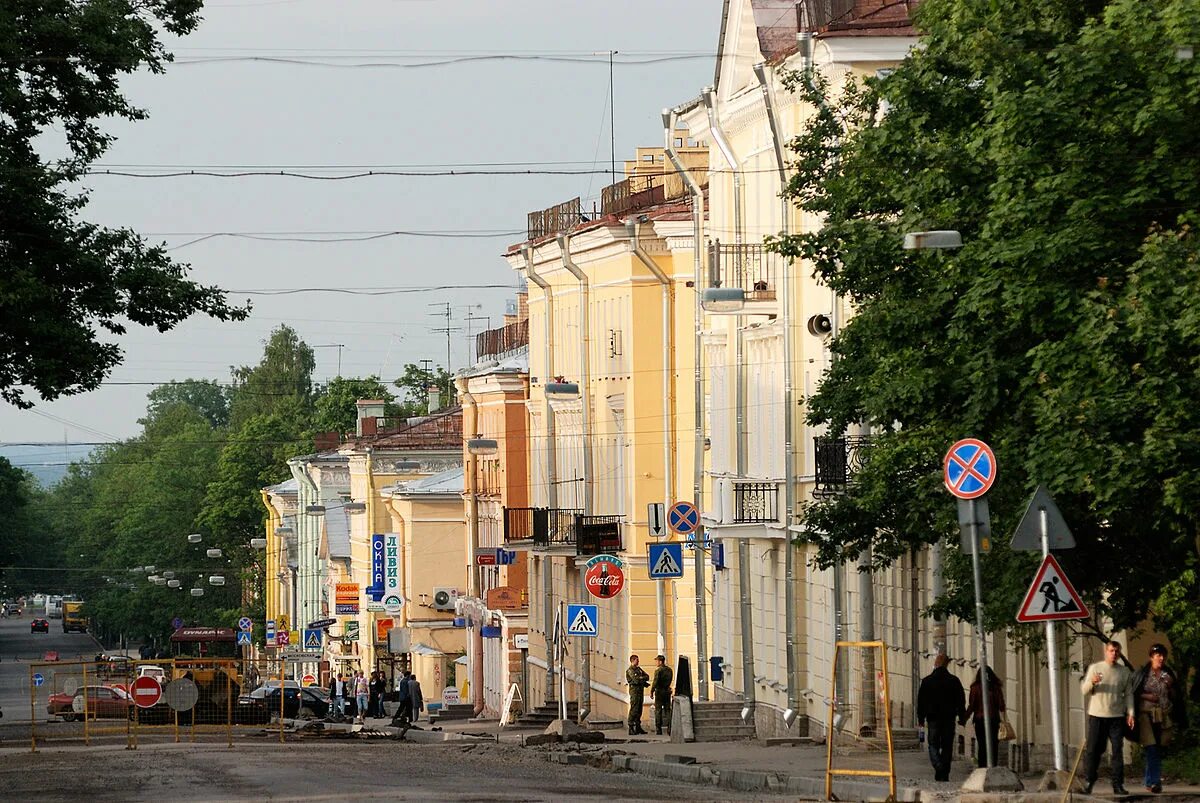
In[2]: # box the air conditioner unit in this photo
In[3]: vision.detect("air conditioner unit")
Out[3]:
[432,587,459,611]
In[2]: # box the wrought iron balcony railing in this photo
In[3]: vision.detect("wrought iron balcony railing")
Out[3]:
[475,319,528,362]
[707,241,781,302]
[732,481,780,523]
[812,435,873,498]
[502,507,623,554]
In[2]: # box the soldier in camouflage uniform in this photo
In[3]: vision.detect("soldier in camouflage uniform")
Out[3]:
[651,654,674,735]
[626,654,650,735]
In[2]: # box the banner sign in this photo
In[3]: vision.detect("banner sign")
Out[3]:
[383,533,403,613]
[368,534,386,601]
[335,583,360,615]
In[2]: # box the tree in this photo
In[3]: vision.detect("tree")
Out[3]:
[142,379,231,429]
[393,363,456,414]
[228,325,316,428]
[0,0,248,408]
[776,0,1200,640]
[310,375,398,436]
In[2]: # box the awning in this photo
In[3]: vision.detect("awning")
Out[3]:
[454,655,468,666]
[410,642,444,656]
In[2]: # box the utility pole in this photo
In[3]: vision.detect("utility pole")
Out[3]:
[312,344,346,378]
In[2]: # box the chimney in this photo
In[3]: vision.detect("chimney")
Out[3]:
[517,290,529,323]
[427,385,441,413]
[355,399,386,436]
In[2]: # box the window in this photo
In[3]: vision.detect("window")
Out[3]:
[674,137,684,148]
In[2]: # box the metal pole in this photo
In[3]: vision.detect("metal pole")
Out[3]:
[970,498,994,767]
[558,601,567,722]
[1042,508,1065,771]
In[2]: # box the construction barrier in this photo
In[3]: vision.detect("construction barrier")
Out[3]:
[825,640,897,802]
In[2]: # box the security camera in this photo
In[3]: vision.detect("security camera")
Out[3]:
[807,314,833,337]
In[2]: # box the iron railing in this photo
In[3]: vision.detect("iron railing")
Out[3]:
[812,435,874,498]
[475,319,529,362]
[576,515,623,555]
[707,241,781,301]
[502,507,623,553]
[503,507,545,544]
[732,481,780,523]
[527,197,582,241]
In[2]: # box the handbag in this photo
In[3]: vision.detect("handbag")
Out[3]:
[998,716,1016,742]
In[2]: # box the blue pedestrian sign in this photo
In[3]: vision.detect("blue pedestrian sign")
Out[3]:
[238,616,252,632]
[648,542,684,579]
[33,673,45,687]
[237,631,252,646]
[566,604,598,638]
[943,438,997,500]
[667,501,700,535]
[303,629,323,650]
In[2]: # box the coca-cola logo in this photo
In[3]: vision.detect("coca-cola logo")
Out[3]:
[583,560,625,599]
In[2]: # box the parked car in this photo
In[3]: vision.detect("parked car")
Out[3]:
[235,685,331,724]
[3,602,21,616]
[30,618,49,633]
[47,685,132,721]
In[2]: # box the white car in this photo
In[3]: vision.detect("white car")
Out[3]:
[137,665,166,683]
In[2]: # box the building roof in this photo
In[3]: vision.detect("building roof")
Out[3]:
[347,407,464,451]
[265,477,298,495]
[390,466,465,497]
[462,349,529,379]
[505,197,700,256]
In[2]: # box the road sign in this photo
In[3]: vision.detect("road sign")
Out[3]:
[266,619,276,643]
[566,604,598,637]
[943,438,997,499]
[277,614,289,632]
[583,554,625,599]
[345,620,360,641]
[171,617,183,630]
[648,502,666,537]
[957,496,992,554]
[301,673,317,686]
[475,547,499,565]
[1011,485,1076,551]
[130,676,163,709]
[684,530,713,550]
[648,542,684,579]
[237,631,252,646]
[307,618,336,629]
[163,678,199,711]
[276,630,290,647]
[1017,555,1089,622]
[32,673,44,687]
[667,501,700,535]
[238,616,252,632]
[303,629,323,650]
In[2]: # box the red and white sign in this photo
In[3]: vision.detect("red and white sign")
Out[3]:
[943,438,997,499]
[1016,554,1089,623]
[583,554,625,600]
[130,675,163,709]
[301,673,317,686]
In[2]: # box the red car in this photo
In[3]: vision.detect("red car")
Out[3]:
[47,685,132,721]
[30,618,49,633]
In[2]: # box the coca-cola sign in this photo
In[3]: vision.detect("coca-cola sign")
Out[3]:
[582,554,625,600]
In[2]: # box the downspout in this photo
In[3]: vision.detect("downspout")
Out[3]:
[626,218,674,658]
[663,105,709,701]
[458,379,485,716]
[702,87,756,724]
[754,62,800,728]
[523,244,558,704]
[558,232,593,722]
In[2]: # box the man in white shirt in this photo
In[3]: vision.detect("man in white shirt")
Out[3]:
[1080,640,1135,795]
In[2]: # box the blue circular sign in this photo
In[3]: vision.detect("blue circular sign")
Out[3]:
[171,616,183,630]
[33,673,45,687]
[667,501,700,535]
[944,438,997,499]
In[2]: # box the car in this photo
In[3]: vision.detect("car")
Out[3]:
[47,685,132,721]
[235,685,331,724]
[3,602,21,617]
[30,618,49,633]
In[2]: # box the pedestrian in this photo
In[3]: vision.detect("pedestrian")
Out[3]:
[651,654,673,735]
[354,670,369,723]
[962,666,1005,768]
[917,654,966,782]
[330,673,347,718]
[625,654,650,735]
[1132,643,1187,794]
[391,671,412,725]
[369,670,384,718]
[1080,640,1135,796]
[407,673,424,722]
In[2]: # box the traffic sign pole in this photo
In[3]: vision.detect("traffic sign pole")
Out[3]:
[1042,507,1065,772]
[969,498,995,769]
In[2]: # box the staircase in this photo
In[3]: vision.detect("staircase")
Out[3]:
[516,701,578,728]
[428,703,476,724]
[691,701,756,742]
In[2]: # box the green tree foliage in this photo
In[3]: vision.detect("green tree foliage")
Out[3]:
[777,0,1200,639]
[0,0,248,408]
[228,325,315,428]
[310,375,398,436]
[393,362,456,414]
[142,379,230,429]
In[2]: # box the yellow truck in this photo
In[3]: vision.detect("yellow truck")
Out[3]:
[62,601,87,633]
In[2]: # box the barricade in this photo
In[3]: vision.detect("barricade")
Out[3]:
[824,640,897,802]
[28,659,137,749]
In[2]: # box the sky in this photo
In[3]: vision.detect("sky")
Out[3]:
[0,0,721,459]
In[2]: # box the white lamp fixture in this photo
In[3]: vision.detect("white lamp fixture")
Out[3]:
[190,588,204,597]
[153,577,168,586]
[395,460,421,471]
[168,579,181,588]
[467,438,499,456]
[701,287,746,313]
[163,571,175,579]
[902,230,962,250]
[544,381,580,401]
[343,501,366,513]
[250,538,267,549]
[274,526,293,536]
[209,575,226,586]
[144,565,156,573]
[187,533,203,543]
[305,504,326,516]
[206,548,222,558]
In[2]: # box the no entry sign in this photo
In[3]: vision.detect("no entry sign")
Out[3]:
[131,675,163,709]
[944,438,997,499]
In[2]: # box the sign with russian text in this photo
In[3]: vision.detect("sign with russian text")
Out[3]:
[335,583,360,615]
[384,533,403,613]
[368,533,386,601]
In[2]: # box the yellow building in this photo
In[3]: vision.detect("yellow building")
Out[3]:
[261,478,298,631]
[502,136,708,722]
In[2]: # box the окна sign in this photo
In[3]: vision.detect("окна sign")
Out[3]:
[583,554,625,600]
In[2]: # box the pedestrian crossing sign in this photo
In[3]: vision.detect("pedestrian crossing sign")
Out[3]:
[237,631,252,646]
[1016,554,1089,622]
[648,542,684,579]
[303,628,323,649]
[566,604,598,638]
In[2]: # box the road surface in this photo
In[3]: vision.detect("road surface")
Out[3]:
[0,604,104,723]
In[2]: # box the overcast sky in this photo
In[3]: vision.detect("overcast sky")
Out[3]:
[1,0,720,454]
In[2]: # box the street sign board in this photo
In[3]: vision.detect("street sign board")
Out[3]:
[957,496,992,554]
[944,438,997,500]
[684,530,713,551]
[345,620,360,641]
[583,554,625,599]
[667,501,700,535]
[276,630,290,647]
[383,533,403,612]
[648,502,666,537]
[566,604,598,637]
[303,629,322,650]
[131,676,163,709]
[368,533,386,602]
[475,547,499,565]
[301,673,317,686]
[237,631,252,646]
[265,619,276,640]
[171,616,183,630]
[32,673,44,687]
[238,616,253,632]
[1017,555,1089,622]
[1011,485,1076,551]
[335,583,359,615]
[648,542,685,579]
[163,678,199,712]
[307,618,336,629]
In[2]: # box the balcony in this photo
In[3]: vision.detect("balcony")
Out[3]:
[797,0,916,34]
[502,507,623,555]
[527,197,582,241]
[732,481,780,523]
[812,435,874,498]
[475,319,529,362]
[707,241,782,303]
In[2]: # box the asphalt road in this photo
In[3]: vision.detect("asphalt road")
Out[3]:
[0,604,106,724]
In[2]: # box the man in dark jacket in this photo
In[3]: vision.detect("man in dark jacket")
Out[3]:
[917,654,966,782]
[391,672,412,725]
[651,655,673,735]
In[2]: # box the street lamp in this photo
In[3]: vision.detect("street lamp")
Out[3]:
[207,548,222,558]
[190,588,204,597]
[466,438,499,456]
[902,229,962,250]
[395,460,421,471]
[187,533,203,544]
[544,381,580,401]
[209,575,226,586]
[343,501,366,513]
[305,504,326,516]
[250,538,267,549]
[701,287,746,314]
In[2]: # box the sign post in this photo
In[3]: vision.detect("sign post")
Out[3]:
[1012,485,1080,772]
[944,438,997,768]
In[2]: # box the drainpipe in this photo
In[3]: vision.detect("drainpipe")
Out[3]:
[663,105,709,701]
[523,244,557,705]
[458,379,486,717]
[754,61,800,729]
[701,87,756,724]
[627,218,674,658]
[558,232,593,722]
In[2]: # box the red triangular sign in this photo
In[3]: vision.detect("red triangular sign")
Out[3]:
[1016,554,1090,622]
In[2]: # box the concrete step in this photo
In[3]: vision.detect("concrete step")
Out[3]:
[692,724,757,741]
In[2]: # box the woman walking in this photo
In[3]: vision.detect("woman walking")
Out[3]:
[1133,643,1187,793]
[962,666,1005,768]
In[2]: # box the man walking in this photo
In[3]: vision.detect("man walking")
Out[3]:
[1081,640,1135,795]
[625,654,650,735]
[390,672,412,726]
[354,670,369,723]
[330,673,347,718]
[917,654,966,782]
[407,673,424,722]
[651,655,673,735]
